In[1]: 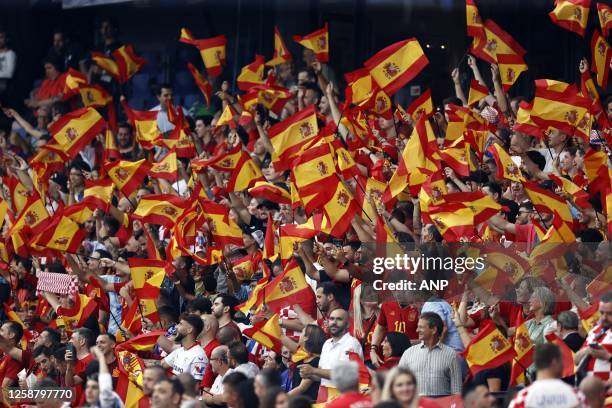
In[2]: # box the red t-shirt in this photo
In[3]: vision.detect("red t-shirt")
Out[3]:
[514,224,537,253]
[377,302,419,340]
[201,338,221,389]
[326,391,372,408]
[0,350,31,385]
[73,353,94,406]
[35,75,65,101]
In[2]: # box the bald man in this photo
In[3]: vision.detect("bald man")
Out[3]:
[203,345,231,406]
[200,315,221,391]
[298,308,363,401]
[580,376,607,408]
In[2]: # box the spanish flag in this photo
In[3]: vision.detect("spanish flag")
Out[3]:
[61,68,87,99]
[159,124,196,159]
[322,177,359,238]
[9,195,50,238]
[358,87,393,119]
[128,258,168,299]
[512,101,545,139]
[354,176,393,222]
[467,80,489,106]
[115,330,166,353]
[30,214,85,254]
[102,128,121,164]
[545,333,576,378]
[577,302,601,333]
[406,88,434,120]
[77,84,112,108]
[58,294,98,333]
[179,28,227,77]
[237,54,265,91]
[586,266,612,302]
[63,202,93,225]
[186,63,213,106]
[263,214,278,262]
[363,38,429,96]
[445,191,505,225]
[150,149,178,182]
[523,180,572,224]
[279,213,330,264]
[597,2,612,36]
[82,179,114,212]
[462,321,516,375]
[268,105,319,171]
[133,194,191,228]
[530,80,591,136]
[226,151,266,192]
[344,68,374,105]
[583,149,609,194]
[591,30,611,88]
[438,144,470,177]
[199,200,244,247]
[113,45,146,83]
[487,144,525,182]
[293,23,329,63]
[510,318,534,386]
[470,19,526,64]
[262,259,315,313]
[481,247,530,284]
[548,174,590,208]
[216,104,238,129]
[466,0,485,37]
[192,144,242,172]
[243,314,283,353]
[428,204,475,242]
[121,100,161,149]
[29,145,65,179]
[47,107,105,160]
[3,304,34,350]
[232,254,257,281]
[292,143,339,214]
[497,54,529,91]
[104,159,152,197]
[248,181,291,205]
[115,350,147,408]
[549,0,591,37]
[91,51,121,82]
[266,26,292,66]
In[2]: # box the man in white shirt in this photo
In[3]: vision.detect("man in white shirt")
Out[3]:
[149,84,189,135]
[204,345,232,406]
[509,343,583,408]
[297,308,363,401]
[162,314,208,381]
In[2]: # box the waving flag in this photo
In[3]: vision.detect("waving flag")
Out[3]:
[121,100,161,149]
[243,313,283,353]
[58,294,98,333]
[466,0,485,37]
[545,333,576,378]
[462,322,516,375]
[262,259,315,313]
[180,28,227,77]
[471,19,527,64]
[216,104,238,129]
[598,3,612,36]
[292,143,339,214]
[133,194,191,228]
[406,88,434,120]
[61,68,88,98]
[279,213,330,264]
[226,151,266,192]
[248,181,291,205]
[428,204,475,241]
[113,45,146,83]
[322,178,359,238]
[268,105,319,171]
[549,0,591,37]
[128,258,168,299]
[266,27,292,66]
[510,318,534,386]
[82,179,114,212]
[497,54,529,91]
[468,80,490,106]
[116,330,166,353]
[293,23,329,63]
[150,149,178,182]
[91,52,121,82]
[30,215,86,254]
[200,200,244,246]
[47,107,105,159]
[237,54,265,91]
[187,63,213,106]
[104,159,151,197]
[344,68,374,105]
[523,180,572,224]
[487,144,525,182]
[591,30,611,88]
[364,38,428,96]
[115,350,146,408]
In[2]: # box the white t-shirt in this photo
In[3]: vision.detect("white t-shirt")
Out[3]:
[210,368,234,395]
[234,362,260,379]
[509,379,583,408]
[318,332,363,387]
[164,343,208,380]
[0,49,16,79]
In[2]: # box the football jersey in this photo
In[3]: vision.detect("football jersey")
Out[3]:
[164,343,208,381]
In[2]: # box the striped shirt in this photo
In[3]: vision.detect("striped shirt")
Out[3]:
[398,342,462,397]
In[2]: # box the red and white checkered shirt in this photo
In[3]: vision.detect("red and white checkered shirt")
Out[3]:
[508,379,584,408]
[280,307,301,341]
[581,323,611,382]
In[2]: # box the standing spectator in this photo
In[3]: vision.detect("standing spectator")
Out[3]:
[557,311,585,353]
[152,376,184,408]
[398,312,462,396]
[325,361,373,408]
[142,366,166,405]
[0,29,16,100]
[229,342,260,378]
[199,314,221,390]
[526,287,557,345]
[288,324,326,399]
[509,344,582,408]
[161,314,208,381]
[47,29,86,73]
[462,384,497,408]
[0,320,30,387]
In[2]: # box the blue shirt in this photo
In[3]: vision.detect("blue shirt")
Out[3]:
[421,299,465,353]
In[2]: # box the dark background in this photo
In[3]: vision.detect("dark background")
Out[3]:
[0,0,608,111]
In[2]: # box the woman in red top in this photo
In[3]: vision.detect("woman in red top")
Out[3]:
[25,59,65,109]
[377,331,411,372]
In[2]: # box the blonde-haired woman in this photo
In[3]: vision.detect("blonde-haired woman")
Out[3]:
[380,367,420,408]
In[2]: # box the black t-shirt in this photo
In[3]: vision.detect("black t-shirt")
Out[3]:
[292,356,320,401]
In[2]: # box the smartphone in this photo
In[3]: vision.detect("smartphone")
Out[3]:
[588,343,602,349]
[67,344,76,358]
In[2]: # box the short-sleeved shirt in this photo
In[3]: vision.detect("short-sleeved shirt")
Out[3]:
[514,224,538,253]
[0,350,31,385]
[201,339,221,388]
[377,302,419,340]
[509,378,582,408]
[326,392,372,408]
[581,323,612,381]
[164,343,208,381]
[318,332,363,388]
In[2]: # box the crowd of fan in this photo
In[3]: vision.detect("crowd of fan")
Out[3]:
[0,14,611,408]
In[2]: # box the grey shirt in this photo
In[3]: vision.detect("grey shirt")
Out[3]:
[398,341,462,397]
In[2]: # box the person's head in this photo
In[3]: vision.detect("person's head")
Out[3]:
[158,305,179,328]
[143,365,166,397]
[516,202,534,225]
[332,360,360,393]
[69,161,89,189]
[300,324,326,354]
[116,122,133,148]
[152,377,184,408]
[579,376,607,408]
[262,351,283,370]
[509,132,532,155]
[327,308,350,339]
[33,346,55,373]
[43,59,61,80]
[100,17,116,39]
[416,312,444,343]
[71,328,95,353]
[316,282,339,313]
[297,68,315,85]
[380,367,418,406]
[172,255,193,276]
[482,182,502,202]
[156,84,173,110]
[187,296,212,316]
[0,30,7,48]
[85,375,100,405]
[534,343,563,378]
[223,371,257,408]
[302,82,322,108]
[515,276,543,304]
[95,333,116,357]
[0,321,23,347]
[462,384,497,408]
[254,368,282,399]
[175,313,204,344]
[199,314,219,341]
[557,311,579,333]
[528,286,556,316]
[228,342,249,368]
[36,328,61,349]
[210,345,230,374]
[52,30,65,51]
[421,224,443,243]
[259,386,287,408]
[177,372,199,398]
[599,292,612,329]
[547,128,569,148]
[212,294,238,321]
[381,331,411,359]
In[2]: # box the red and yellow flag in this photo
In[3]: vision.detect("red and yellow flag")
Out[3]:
[61,68,87,98]
[266,26,292,66]
[597,2,612,36]
[548,174,590,208]
[293,23,329,63]
[91,52,121,82]
[115,350,147,408]
[487,144,525,182]
[237,54,265,91]
[586,266,612,302]
[115,330,166,353]
[545,333,576,378]
[226,152,265,192]
[292,143,339,214]
[467,80,489,106]
[523,180,573,224]
[428,204,475,242]
[497,53,529,91]
[47,107,105,159]
[133,194,191,228]
[470,19,527,64]
[121,100,161,149]
[461,322,516,375]
[199,200,244,247]
[344,68,374,105]
[466,0,485,37]
[216,104,238,129]
[104,159,152,197]
[279,213,329,264]
[82,179,114,212]
[268,105,319,171]
[363,38,429,96]
[186,63,213,106]
[583,149,609,194]
[77,84,112,108]
[179,28,226,77]
[243,314,283,353]
[262,259,315,313]
[128,258,168,299]
[102,128,121,164]
[322,178,359,238]
[59,294,98,333]
[150,149,178,182]
[549,0,591,37]
[591,30,611,88]
[113,45,146,83]
[263,214,278,262]
[248,181,291,205]
[3,304,34,349]
[30,214,85,254]
[406,88,434,120]
[510,318,534,386]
